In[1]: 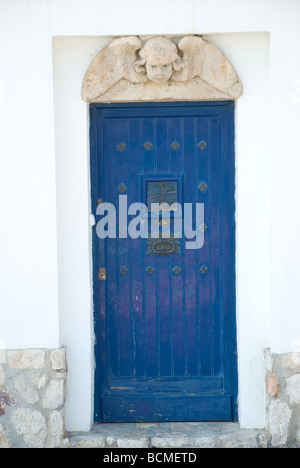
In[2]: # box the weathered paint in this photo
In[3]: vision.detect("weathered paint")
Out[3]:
[90,101,237,422]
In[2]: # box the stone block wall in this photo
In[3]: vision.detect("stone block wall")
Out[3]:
[266,349,300,447]
[0,348,68,448]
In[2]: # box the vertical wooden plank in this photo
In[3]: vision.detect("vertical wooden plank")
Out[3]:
[104,120,120,378]
[157,255,172,377]
[91,107,103,421]
[156,117,171,377]
[210,117,222,378]
[129,117,146,378]
[114,118,132,378]
[219,104,238,411]
[156,117,169,175]
[145,264,158,378]
[142,117,159,379]
[169,117,183,173]
[196,116,213,377]
[183,117,198,377]
[142,118,156,175]
[169,117,184,377]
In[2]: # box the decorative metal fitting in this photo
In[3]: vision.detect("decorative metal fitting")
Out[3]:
[173,266,182,275]
[98,268,106,281]
[117,142,127,152]
[120,266,128,276]
[199,265,208,275]
[146,266,155,275]
[144,141,153,151]
[171,141,180,151]
[147,236,181,256]
[118,183,127,194]
[198,181,208,193]
[198,141,207,151]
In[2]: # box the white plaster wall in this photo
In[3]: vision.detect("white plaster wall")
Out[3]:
[0,0,60,349]
[1,0,300,431]
[227,34,270,429]
[52,37,110,432]
[269,15,300,356]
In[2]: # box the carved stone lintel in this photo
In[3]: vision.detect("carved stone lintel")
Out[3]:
[82,35,243,103]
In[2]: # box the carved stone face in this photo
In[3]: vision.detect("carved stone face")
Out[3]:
[145,55,174,84]
[136,37,182,84]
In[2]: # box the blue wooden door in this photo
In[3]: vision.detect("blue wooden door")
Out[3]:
[90,102,238,423]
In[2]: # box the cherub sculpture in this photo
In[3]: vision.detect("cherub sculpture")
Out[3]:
[82,36,243,101]
[134,37,184,84]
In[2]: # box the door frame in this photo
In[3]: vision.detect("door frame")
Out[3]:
[90,101,238,423]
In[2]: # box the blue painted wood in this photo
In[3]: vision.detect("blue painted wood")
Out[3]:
[102,395,234,423]
[90,101,238,423]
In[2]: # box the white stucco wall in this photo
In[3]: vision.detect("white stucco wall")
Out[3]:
[1,0,300,431]
[0,0,59,350]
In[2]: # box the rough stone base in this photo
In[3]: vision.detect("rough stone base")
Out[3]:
[68,422,270,449]
[0,348,68,448]
[266,349,300,447]
[2,346,300,448]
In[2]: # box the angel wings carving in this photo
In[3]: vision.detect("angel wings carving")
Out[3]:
[82,36,243,102]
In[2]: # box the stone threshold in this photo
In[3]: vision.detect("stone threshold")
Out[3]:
[68,422,273,449]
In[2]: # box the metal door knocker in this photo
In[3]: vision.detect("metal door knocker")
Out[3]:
[147,236,181,256]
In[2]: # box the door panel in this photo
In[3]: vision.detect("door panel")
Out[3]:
[90,102,238,423]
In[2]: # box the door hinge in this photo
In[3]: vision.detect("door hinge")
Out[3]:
[98,268,106,281]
